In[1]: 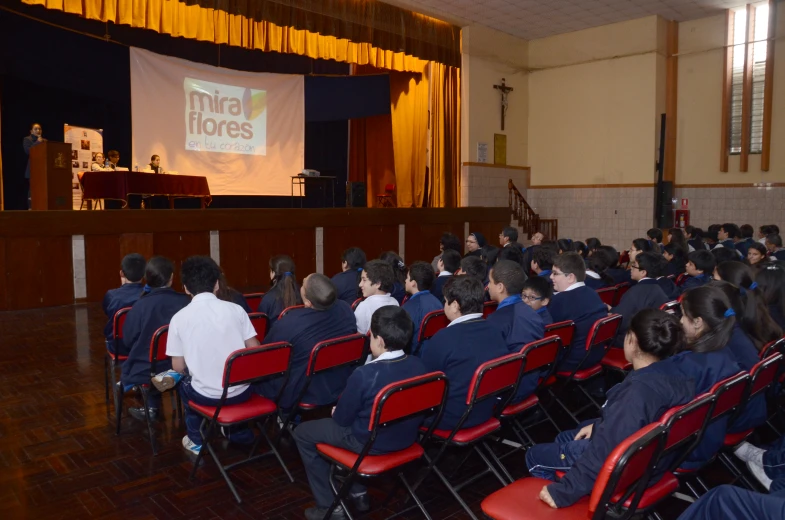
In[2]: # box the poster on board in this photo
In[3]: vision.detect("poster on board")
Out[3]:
[64,125,103,186]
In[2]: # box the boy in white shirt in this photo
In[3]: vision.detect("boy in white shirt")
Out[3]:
[164,256,260,455]
[354,260,399,334]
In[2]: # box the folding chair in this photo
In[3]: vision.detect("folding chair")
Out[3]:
[675,273,688,287]
[104,307,132,405]
[415,352,526,520]
[612,282,631,306]
[243,292,265,312]
[376,183,395,208]
[188,342,295,504]
[483,301,498,318]
[544,320,576,350]
[759,338,785,434]
[248,312,269,340]
[279,304,305,319]
[278,333,368,438]
[596,287,618,307]
[417,310,450,345]
[316,372,449,520]
[660,300,681,317]
[481,423,668,520]
[351,297,364,311]
[760,337,785,360]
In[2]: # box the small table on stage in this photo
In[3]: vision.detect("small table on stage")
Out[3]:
[80,171,212,209]
[290,175,336,208]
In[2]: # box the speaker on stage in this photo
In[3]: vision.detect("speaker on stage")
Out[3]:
[347,182,366,207]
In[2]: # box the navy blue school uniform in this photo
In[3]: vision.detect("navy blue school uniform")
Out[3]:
[768,303,785,331]
[666,259,686,277]
[606,268,631,285]
[257,301,358,412]
[421,318,509,431]
[391,282,406,305]
[657,276,682,300]
[721,239,737,250]
[486,296,545,401]
[102,282,144,355]
[333,354,428,452]
[610,279,669,347]
[227,288,252,313]
[331,269,361,306]
[536,306,553,326]
[678,485,785,520]
[682,273,712,291]
[725,326,767,432]
[430,274,453,304]
[735,238,755,258]
[548,285,608,371]
[583,276,609,290]
[772,249,785,262]
[535,359,695,507]
[402,291,444,355]
[121,288,191,386]
[538,269,552,279]
[257,281,303,324]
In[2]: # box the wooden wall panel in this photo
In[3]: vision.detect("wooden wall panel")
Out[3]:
[85,235,122,303]
[404,222,464,265]
[120,233,154,259]
[5,237,72,310]
[41,236,74,307]
[0,238,7,311]
[323,225,398,277]
[153,232,210,291]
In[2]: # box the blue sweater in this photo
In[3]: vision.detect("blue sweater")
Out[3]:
[485,297,545,401]
[332,354,427,453]
[391,282,406,305]
[537,306,553,326]
[403,291,444,355]
[735,238,755,258]
[606,268,632,285]
[257,281,303,325]
[102,282,144,355]
[421,318,509,431]
[258,301,358,412]
[430,275,453,304]
[682,273,712,291]
[584,277,610,290]
[331,269,361,306]
[610,279,669,347]
[121,288,191,385]
[657,277,682,300]
[548,360,695,507]
[548,285,608,371]
[725,326,767,433]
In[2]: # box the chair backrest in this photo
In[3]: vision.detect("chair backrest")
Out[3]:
[660,300,681,316]
[520,336,561,376]
[708,372,750,422]
[418,310,450,342]
[618,250,630,266]
[384,183,395,192]
[223,342,292,389]
[760,337,785,359]
[544,320,575,349]
[248,312,269,340]
[351,297,364,311]
[675,273,688,287]
[113,307,133,340]
[278,304,305,320]
[596,287,617,306]
[243,292,265,312]
[588,423,668,518]
[658,393,715,462]
[372,372,448,429]
[612,283,631,306]
[308,334,368,376]
[585,314,622,353]
[748,353,783,399]
[148,325,170,375]
[482,301,498,318]
[467,352,525,406]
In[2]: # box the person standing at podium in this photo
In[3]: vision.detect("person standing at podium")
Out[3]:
[22,123,46,209]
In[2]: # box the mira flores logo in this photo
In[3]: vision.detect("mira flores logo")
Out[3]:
[184,78,267,155]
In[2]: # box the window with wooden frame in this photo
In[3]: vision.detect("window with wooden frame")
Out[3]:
[721,2,776,172]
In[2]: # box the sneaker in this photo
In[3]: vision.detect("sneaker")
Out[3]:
[746,459,773,490]
[128,407,159,422]
[304,505,346,520]
[734,441,766,465]
[182,435,202,455]
[152,370,182,392]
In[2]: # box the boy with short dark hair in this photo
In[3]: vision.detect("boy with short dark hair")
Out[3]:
[294,306,427,520]
[609,252,669,346]
[522,277,553,325]
[331,247,366,306]
[719,223,741,250]
[402,262,443,355]
[431,249,460,303]
[737,224,756,257]
[682,250,716,290]
[653,254,681,300]
[531,247,554,279]
[647,228,665,253]
[354,260,398,334]
[458,255,487,282]
[499,226,519,247]
[766,234,785,262]
[103,253,146,355]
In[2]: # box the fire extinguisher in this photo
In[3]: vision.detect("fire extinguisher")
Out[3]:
[679,213,685,228]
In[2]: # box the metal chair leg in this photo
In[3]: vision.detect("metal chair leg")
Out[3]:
[104,355,110,404]
[481,441,514,485]
[141,387,157,455]
[325,464,355,520]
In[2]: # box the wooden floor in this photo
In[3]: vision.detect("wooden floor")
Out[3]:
[0,303,720,519]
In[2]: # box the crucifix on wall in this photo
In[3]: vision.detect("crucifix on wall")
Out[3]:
[493,78,513,131]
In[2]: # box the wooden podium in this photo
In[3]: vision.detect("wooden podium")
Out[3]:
[30,141,73,210]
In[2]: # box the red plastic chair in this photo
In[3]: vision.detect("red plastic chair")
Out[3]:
[660,300,681,317]
[724,354,784,446]
[376,183,395,207]
[760,337,785,360]
[351,297,364,311]
[248,312,269,340]
[188,342,294,503]
[315,372,449,519]
[596,287,618,307]
[243,292,265,312]
[278,304,305,320]
[759,338,785,434]
[544,320,576,352]
[612,283,631,307]
[481,423,668,520]
[278,333,369,437]
[104,307,132,405]
[417,310,450,344]
[675,273,688,287]
[483,301,499,318]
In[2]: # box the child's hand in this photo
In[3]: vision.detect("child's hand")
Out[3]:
[539,486,557,508]
[606,303,612,311]
[574,424,593,440]
[331,406,336,416]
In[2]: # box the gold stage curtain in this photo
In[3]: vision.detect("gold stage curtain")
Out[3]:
[349,114,395,208]
[21,0,459,72]
[390,71,429,208]
[429,62,460,208]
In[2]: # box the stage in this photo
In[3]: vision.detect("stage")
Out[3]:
[0,207,509,312]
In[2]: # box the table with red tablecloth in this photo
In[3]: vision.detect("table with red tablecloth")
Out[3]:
[79,171,211,209]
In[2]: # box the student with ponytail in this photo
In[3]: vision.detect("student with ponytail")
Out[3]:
[380,252,408,304]
[258,255,303,324]
[756,263,785,330]
[331,247,366,306]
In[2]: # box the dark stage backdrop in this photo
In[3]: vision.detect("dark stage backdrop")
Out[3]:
[0,6,391,210]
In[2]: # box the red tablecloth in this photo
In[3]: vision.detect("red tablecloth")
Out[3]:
[80,171,210,202]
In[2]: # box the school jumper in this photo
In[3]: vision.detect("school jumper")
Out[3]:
[390,282,406,305]
[736,238,755,258]
[402,290,444,355]
[725,326,767,433]
[681,273,712,291]
[430,273,453,304]
[548,284,608,372]
[657,276,682,300]
[536,306,554,326]
[666,259,687,277]
[331,269,361,306]
[102,282,144,355]
[606,268,632,285]
[583,274,609,290]
[610,279,669,347]
[257,281,303,325]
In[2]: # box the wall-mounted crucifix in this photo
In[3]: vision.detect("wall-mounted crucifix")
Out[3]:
[493,78,514,131]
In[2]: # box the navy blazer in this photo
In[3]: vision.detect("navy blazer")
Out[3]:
[421,318,509,431]
[725,326,767,433]
[121,288,191,386]
[536,306,554,326]
[610,279,669,347]
[102,282,144,354]
[258,301,358,412]
[657,277,682,301]
[584,276,610,290]
[773,250,785,262]
[430,274,453,304]
[548,285,608,371]
[681,273,712,291]
[735,238,754,258]
[402,291,444,355]
[331,269,361,306]
[391,282,406,305]
[257,281,303,325]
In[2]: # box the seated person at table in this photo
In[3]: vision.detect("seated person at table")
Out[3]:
[258,273,357,415]
[149,154,165,174]
[531,247,554,280]
[421,277,508,431]
[121,256,191,421]
[354,260,399,334]
[103,253,147,355]
[402,262,443,355]
[331,247,366,306]
[293,306,427,520]
[486,260,545,400]
[548,253,608,372]
[380,251,407,305]
[431,249,460,303]
[257,255,302,324]
[91,152,111,171]
[528,309,694,509]
[682,250,716,290]
[654,254,682,300]
[164,256,260,454]
[106,150,121,170]
[522,276,553,326]
[610,252,669,347]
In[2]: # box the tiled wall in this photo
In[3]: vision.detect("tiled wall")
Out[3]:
[674,186,785,231]
[525,187,656,250]
[461,164,530,207]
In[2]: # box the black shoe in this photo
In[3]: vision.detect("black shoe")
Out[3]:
[128,407,159,422]
[304,506,347,520]
[350,492,370,512]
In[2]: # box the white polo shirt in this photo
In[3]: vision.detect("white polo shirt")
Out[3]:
[354,293,399,334]
[166,292,257,399]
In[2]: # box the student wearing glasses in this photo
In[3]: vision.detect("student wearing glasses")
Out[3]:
[522,277,553,326]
